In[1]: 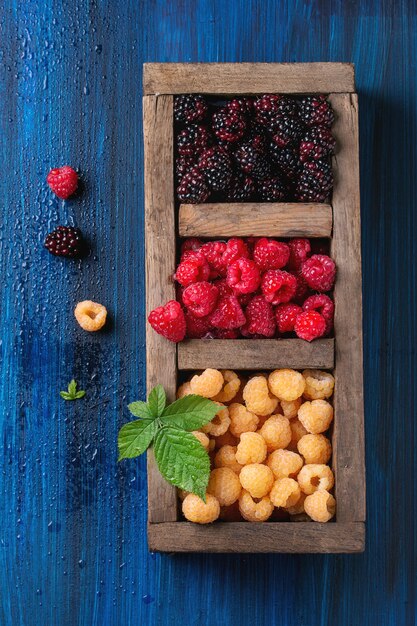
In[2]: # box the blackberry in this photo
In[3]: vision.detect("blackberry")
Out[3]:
[299,126,336,162]
[295,160,333,202]
[269,144,301,179]
[177,167,210,203]
[212,107,246,143]
[174,94,208,124]
[226,172,256,201]
[227,97,253,116]
[198,146,232,191]
[254,95,299,125]
[175,156,195,180]
[177,124,211,156]
[235,141,271,180]
[258,176,287,202]
[44,226,85,258]
[298,96,334,127]
[271,117,304,147]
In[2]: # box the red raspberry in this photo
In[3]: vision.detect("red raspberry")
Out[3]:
[226,258,260,295]
[212,328,240,339]
[181,238,203,257]
[288,238,311,272]
[212,278,234,298]
[200,241,227,277]
[222,238,250,266]
[241,295,275,338]
[182,281,219,318]
[261,270,297,305]
[301,254,336,292]
[148,300,186,342]
[275,303,302,334]
[253,238,290,271]
[47,166,78,199]
[303,294,334,335]
[292,273,312,305]
[294,311,326,342]
[174,251,210,286]
[209,295,246,330]
[184,311,211,338]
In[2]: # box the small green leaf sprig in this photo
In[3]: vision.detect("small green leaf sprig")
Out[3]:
[60,379,86,401]
[117,385,221,500]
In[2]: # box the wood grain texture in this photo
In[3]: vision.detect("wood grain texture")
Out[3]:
[329,93,366,523]
[178,339,334,370]
[179,203,333,238]
[144,62,355,94]
[148,522,365,553]
[143,95,178,523]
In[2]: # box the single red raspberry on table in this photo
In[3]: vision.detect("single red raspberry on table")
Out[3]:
[47,166,78,199]
[182,281,219,318]
[241,295,276,338]
[184,311,212,338]
[294,311,326,342]
[200,241,227,277]
[222,237,250,266]
[275,303,303,334]
[226,258,260,295]
[301,254,336,292]
[148,300,186,343]
[181,238,203,256]
[253,238,290,271]
[261,270,297,305]
[288,238,311,272]
[209,295,246,330]
[174,251,210,286]
[303,294,334,335]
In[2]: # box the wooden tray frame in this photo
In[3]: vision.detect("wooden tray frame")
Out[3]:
[143,63,365,553]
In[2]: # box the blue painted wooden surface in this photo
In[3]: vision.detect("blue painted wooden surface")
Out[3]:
[1,1,416,624]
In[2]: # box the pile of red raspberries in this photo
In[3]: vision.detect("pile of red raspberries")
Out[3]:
[148,237,336,343]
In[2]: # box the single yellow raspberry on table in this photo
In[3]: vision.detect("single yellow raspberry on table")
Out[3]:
[297,464,335,495]
[190,368,224,398]
[298,400,334,434]
[207,467,241,506]
[201,403,230,436]
[270,477,301,508]
[214,444,243,474]
[212,370,241,403]
[239,463,274,498]
[182,493,220,524]
[243,376,278,416]
[302,369,335,400]
[213,430,239,449]
[286,491,307,515]
[288,418,309,451]
[235,432,267,465]
[268,369,306,402]
[280,397,302,419]
[259,415,291,451]
[228,403,259,437]
[238,490,274,522]
[176,382,193,399]
[297,434,332,464]
[74,300,107,331]
[304,490,336,522]
[267,449,303,479]
[191,430,210,451]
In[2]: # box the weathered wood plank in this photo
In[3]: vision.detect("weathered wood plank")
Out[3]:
[143,95,178,523]
[178,339,334,370]
[329,93,365,523]
[148,521,365,553]
[144,62,355,95]
[179,203,333,238]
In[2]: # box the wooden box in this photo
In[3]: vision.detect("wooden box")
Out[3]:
[143,63,365,553]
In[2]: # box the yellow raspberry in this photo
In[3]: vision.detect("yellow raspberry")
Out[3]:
[176,382,193,399]
[304,490,336,522]
[214,445,243,474]
[192,430,210,451]
[182,493,220,524]
[228,403,259,437]
[74,300,107,331]
[212,370,241,403]
[213,431,239,449]
[235,432,267,465]
[219,501,242,521]
[298,400,334,434]
[286,492,307,515]
[259,415,291,452]
[239,463,274,498]
[288,418,308,451]
[270,477,301,508]
[243,376,278,416]
[201,403,230,436]
[280,397,302,419]
[190,368,224,398]
[268,369,306,402]
[267,449,303,479]
[208,438,216,452]
[297,464,335,495]
[238,490,274,522]
[302,369,335,400]
[207,467,241,506]
[297,434,332,464]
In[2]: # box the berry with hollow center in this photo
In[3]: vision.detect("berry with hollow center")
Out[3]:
[297,464,334,495]
[288,238,311,272]
[301,254,336,292]
[198,146,232,191]
[228,403,259,437]
[239,463,274,498]
[296,160,333,202]
[47,166,78,199]
[177,167,210,203]
[258,176,287,201]
[298,399,334,434]
[212,107,246,143]
[174,94,208,124]
[267,449,304,479]
[190,368,224,398]
[207,467,241,506]
[302,369,335,400]
[175,251,210,286]
[303,294,334,335]
[44,226,84,258]
[294,311,326,342]
[176,124,211,156]
[226,258,260,295]
[275,303,302,334]
[148,300,186,342]
[298,96,334,127]
[214,445,243,474]
[261,270,297,305]
[297,434,332,465]
[201,404,231,436]
[74,300,107,332]
[241,295,276,338]
[222,237,250,265]
[182,493,220,524]
[182,281,219,318]
[270,477,301,508]
[253,238,290,272]
[300,126,336,162]
[304,490,336,522]
[236,432,267,465]
[212,370,241,403]
[239,490,274,522]
[243,376,278,416]
[259,415,292,452]
[209,295,246,330]
[192,430,210,451]
[268,369,306,402]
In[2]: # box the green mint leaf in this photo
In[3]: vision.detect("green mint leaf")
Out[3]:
[128,401,154,420]
[153,427,210,500]
[118,419,158,461]
[60,391,72,401]
[147,385,166,417]
[160,395,221,431]
[68,379,77,395]
[75,390,86,399]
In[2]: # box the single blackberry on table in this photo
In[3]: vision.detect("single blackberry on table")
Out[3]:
[44,226,85,258]
[298,96,335,127]
[212,107,246,143]
[269,144,301,179]
[174,95,208,124]
[271,116,305,147]
[175,156,195,180]
[235,141,271,180]
[198,146,232,191]
[295,160,333,202]
[177,167,210,203]
[254,95,299,125]
[226,172,256,201]
[227,97,254,116]
[177,124,211,156]
[258,176,287,201]
[299,126,336,162]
